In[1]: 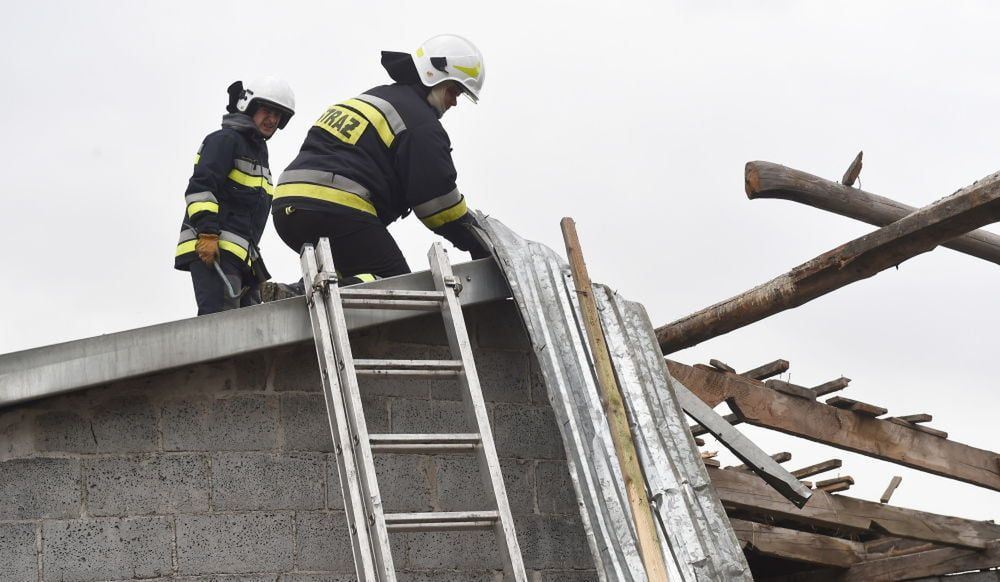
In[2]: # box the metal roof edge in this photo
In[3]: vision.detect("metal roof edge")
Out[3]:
[0,258,509,408]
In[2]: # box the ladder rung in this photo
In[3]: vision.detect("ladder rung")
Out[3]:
[340,289,445,311]
[369,433,481,454]
[355,359,463,377]
[384,511,499,532]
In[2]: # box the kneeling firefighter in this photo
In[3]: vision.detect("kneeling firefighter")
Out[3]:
[174,76,295,315]
[269,34,490,290]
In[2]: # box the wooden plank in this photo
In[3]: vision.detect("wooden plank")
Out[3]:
[729,518,864,568]
[792,459,843,479]
[730,452,792,471]
[898,413,933,424]
[740,359,789,380]
[817,476,854,493]
[766,379,818,401]
[708,467,1000,550]
[888,417,948,438]
[841,150,863,187]
[826,396,887,417]
[812,376,851,396]
[837,541,1000,581]
[880,476,902,504]
[656,165,1000,353]
[560,218,669,582]
[690,413,742,437]
[667,360,1000,491]
[708,359,735,373]
[744,160,1000,266]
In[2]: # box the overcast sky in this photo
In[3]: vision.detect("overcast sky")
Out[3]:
[1,2,997,521]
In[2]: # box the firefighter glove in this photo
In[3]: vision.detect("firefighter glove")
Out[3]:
[196,233,220,266]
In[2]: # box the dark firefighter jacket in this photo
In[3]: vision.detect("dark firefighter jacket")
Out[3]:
[272,83,486,256]
[174,113,273,272]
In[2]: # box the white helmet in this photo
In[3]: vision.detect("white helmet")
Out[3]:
[411,34,485,103]
[236,76,296,128]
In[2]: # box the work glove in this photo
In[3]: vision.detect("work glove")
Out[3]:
[195,233,220,266]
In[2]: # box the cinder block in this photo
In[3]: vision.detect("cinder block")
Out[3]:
[282,394,390,452]
[175,576,277,582]
[162,395,279,451]
[212,452,325,511]
[85,453,210,516]
[43,516,172,582]
[355,342,437,400]
[272,345,322,392]
[294,511,355,572]
[536,572,600,582]
[529,356,551,406]
[535,461,579,514]
[470,301,530,351]
[435,456,534,515]
[279,575,356,582]
[232,351,271,391]
[390,398,472,433]
[374,454,435,513]
[370,312,449,347]
[515,515,593,570]
[32,410,96,453]
[0,522,37,581]
[396,529,501,570]
[490,403,565,460]
[33,392,159,454]
[396,571,497,582]
[176,512,294,575]
[0,458,80,519]
[430,350,530,403]
[324,454,344,510]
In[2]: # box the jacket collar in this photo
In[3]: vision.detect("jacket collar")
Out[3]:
[221,113,266,140]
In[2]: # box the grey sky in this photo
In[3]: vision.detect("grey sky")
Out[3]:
[1,2,996,520]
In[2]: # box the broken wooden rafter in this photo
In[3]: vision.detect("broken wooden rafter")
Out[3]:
[811,376,850,396]
[898,413,932,424]
[667,361,1000,491]
[826,395,887,417]
[730,518,864,568]
[791,459,843,480]
[835,540,1000,582]
[887,416,948,438]
[729,451,791,471]
[765,379,817,401]
[745,160,1000,266]
[708,358,735,373]
[739,359,789,381]
[708,466,1000,550]
[816,475,854,493]
[657,165,1000,353]
[880,476,902,504]
[841,150,864,187]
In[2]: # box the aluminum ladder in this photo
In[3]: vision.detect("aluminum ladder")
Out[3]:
[300,237,528,582]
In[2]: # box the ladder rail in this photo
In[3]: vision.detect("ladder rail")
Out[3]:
[300,246,380,582]
[313,240,397,582]
[428,243,529,582]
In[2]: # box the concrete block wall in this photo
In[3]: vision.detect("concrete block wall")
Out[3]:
[0,301,596,581]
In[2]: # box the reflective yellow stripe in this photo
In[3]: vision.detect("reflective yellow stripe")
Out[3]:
[344,98,395,147]
[355,273,376,283]
[274,183,377,216]
[175,240,197,257]
[219,240,248,261]
[420,198,468,229]
[187,201,219,217]
[315,105,369,145]
[193,153,200,165]
[228,168,275,194]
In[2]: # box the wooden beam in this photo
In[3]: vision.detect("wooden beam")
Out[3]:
[667,361,1000,491]
[816,476,854,493]
[656,165,1000,353]
[690,413,742,437]
[837,541,1000,581]
[898,413,933,424]
[880,476,902,504]
[812,376,851,397]
[826,396,887,417]
[708,467,1000,550]
[560,218,669,582]
[745,160,1000,266]
[766,379,817,401]
[729,452,792,471]
[791,459,843,479]
[709,358,735,373]
[730,518,864,568]
[887,417,948,439]
[740,359,789,381]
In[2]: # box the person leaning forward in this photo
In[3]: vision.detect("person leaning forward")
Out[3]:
[174,76,295,315]
[268,34,490,290]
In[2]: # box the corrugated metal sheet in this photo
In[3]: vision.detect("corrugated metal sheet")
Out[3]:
[481,216,752,581]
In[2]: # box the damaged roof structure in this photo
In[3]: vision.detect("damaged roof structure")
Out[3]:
[1,160,998,581]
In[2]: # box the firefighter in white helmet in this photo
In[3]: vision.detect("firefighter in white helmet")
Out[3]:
[174,76,295,315]
[267,35,488,294]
